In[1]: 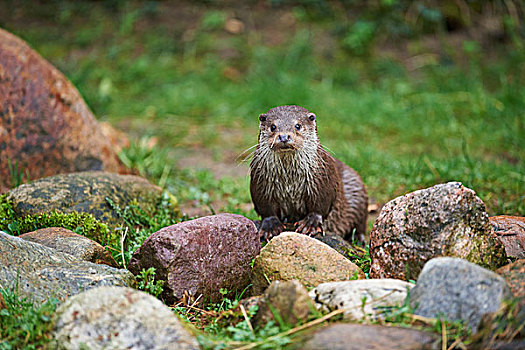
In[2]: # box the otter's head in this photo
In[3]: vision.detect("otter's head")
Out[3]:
[258,105,318,153]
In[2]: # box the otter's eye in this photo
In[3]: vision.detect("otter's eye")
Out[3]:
[307,113,316,121]
[270,124,276,132]
[295,124,301,130]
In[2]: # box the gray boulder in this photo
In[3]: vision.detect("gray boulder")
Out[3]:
[0,231,135,304]
[309,279,413,321]
[370,182,507,281]
[410,257,512,333]
[302,323,439,350]
[51,286,200,350]
[129,213,259,304]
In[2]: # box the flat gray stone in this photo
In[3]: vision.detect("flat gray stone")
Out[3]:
[51,286,200,350]
[410,257,512,333]
[0,231,135,304]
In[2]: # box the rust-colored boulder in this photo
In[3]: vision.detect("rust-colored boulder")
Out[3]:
[369,182,507,281]
[491,216,525,259]
[20,227,118,267]
[0,28,129,193]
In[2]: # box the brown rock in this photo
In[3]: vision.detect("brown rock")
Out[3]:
[20,227,118,267]
[253,280,313,328]
[0,291,5,310]
[369,182,507,281]
[128,214,259,304]
[302,323,439,350]
[491,216,525,259]
[497,259,525,300]
[251,232,365,295]
[0,28,129,192]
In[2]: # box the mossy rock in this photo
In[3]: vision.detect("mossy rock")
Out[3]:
[5,171,178,232]
[0,197,112,245]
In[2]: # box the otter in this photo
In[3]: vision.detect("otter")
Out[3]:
[250,105,368,244]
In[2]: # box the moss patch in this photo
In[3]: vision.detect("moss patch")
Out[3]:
[0,194,112,245]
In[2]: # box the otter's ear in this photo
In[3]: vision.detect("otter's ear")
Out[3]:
[259,114,268,122]
[307,113,316,121]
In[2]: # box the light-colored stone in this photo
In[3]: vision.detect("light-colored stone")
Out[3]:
[251,232,365,295]
[51,286,200,350]
[0,231,135,304]
[309,279,413,321]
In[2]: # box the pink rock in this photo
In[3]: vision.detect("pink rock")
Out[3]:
[128,213,259,304]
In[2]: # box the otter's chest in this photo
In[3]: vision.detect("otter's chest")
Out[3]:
[264,156,317,220]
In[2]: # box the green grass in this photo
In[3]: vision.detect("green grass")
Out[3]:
[0,288,58,350]
[2,1,522,217]
[0,1,523,349]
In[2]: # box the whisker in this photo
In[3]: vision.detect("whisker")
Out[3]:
[239,150,256,164]
[270,135,277,149]
[236,144,258,162]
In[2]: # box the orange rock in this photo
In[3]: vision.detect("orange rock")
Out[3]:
[0,28,130,192]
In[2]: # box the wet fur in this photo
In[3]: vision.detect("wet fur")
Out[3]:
[250,105,368,242]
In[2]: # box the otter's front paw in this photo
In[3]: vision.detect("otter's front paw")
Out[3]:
[259,216,285,242]
[295,213,323,236]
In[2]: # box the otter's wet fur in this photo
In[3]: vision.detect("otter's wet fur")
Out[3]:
[250,105,368,243]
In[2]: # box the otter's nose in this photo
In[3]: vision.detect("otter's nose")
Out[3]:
[278,134,292,143]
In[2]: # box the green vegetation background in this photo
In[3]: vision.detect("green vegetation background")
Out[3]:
[1,0,523,219]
